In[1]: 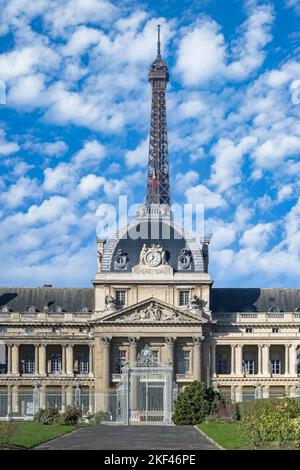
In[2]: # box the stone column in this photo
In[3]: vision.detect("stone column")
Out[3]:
[129,337,138,366]
[129,337,138,412]
[7,385,11,416]
[235,385,243,403]
[211,343,216,376]
[34,344,39,375]
[192,337,202,381]
[289,344,298,376]
[262,344,270,376]
[257,345,263,375]
[40,385,46,409]
[101,337,111,413]
[11,344,19,375]
[89,386,94,414]
[102,337,111,391]
[66,344,74,375]
[66,385,73,407]
[230,345,235,375]
[235,345,243,375]
[165,337,175,368]
[89,344,94,376]
[285,344,290,375]
[262,385,269,399]
[61,345,66,375]
[6,344,12,374]
[11,385,18,414]
[38,344,47,376]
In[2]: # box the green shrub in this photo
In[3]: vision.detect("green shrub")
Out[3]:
[0,421,16,447]
[207,401,240,423]
[241,399,297,447]
[172,381,221,425]
[90,411,111,424]
[34,408,60,425]
[58,406,81,425]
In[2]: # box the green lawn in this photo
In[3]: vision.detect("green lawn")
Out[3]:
[4,421,77,449]
[198,422,251,450]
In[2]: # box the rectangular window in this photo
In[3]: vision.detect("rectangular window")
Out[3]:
[50,353,62,374]
[272,327,279,333]
[179,290,190,306]
[245,327,253,333]
[116,290,126,308]
[21,355,35,374]
[217,358,228,374]
[177,350,190,374]
[243,360,254,375]
[271,360,281,375]
[114,350,127,373]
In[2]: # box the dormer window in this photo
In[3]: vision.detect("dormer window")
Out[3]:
[0,306,10,313]
[52,327,61,334]
[245,327,253,333]
[52,306,63,313]
[24,327,33,334]
[79,306,89,313]
[26,306,37,313]
[268,306,280,313]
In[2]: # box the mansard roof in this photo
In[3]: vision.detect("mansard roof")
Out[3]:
[0,287,94,313]
[211,288,300,313]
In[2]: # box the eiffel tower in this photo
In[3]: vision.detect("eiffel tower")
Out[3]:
[146,25,171,208]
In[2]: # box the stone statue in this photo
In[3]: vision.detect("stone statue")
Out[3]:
[139,244,148,265]
[105,294,116,311]
[96,239,105,272]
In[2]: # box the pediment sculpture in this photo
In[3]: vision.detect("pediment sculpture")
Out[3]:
[115,302,195,323]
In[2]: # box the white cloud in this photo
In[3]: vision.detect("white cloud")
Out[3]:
[254,134,300,170]
[176,21,225,86]
[185,184,226,209]
[277,184,294,203]
[210,136,257,192]
[175,171,198,192]
[63,26,102,56]
[176,5,274,85]
[1,177,40,208]
[0,130,19,155]
[125,138,148,168]
[43,141,68,157]
[240,222,274,250]
[178,98,206,119]
[78,174,105,197]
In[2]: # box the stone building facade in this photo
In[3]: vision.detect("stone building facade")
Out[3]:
[0,31,300,421]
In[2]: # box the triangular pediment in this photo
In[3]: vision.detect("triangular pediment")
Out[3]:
[98,297,205,324]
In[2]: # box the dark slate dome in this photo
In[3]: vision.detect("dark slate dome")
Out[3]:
[101,218,205,273]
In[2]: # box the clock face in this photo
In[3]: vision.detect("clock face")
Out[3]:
[146,250,161,267]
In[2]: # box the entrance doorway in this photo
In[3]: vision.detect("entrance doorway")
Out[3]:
[117,345,174,425]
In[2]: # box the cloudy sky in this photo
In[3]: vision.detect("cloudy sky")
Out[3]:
[0,0,300,288]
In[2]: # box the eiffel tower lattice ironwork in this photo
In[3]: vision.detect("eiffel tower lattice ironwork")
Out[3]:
[146,25,171,207]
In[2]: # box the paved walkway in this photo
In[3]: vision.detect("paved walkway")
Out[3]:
[35,425,219,450]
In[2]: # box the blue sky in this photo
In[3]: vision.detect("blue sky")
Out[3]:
[0,0,300,288]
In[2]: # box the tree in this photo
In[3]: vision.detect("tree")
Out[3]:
[172,381,221,425]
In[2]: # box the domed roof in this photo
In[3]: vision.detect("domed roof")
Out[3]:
[100,217,206,273]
